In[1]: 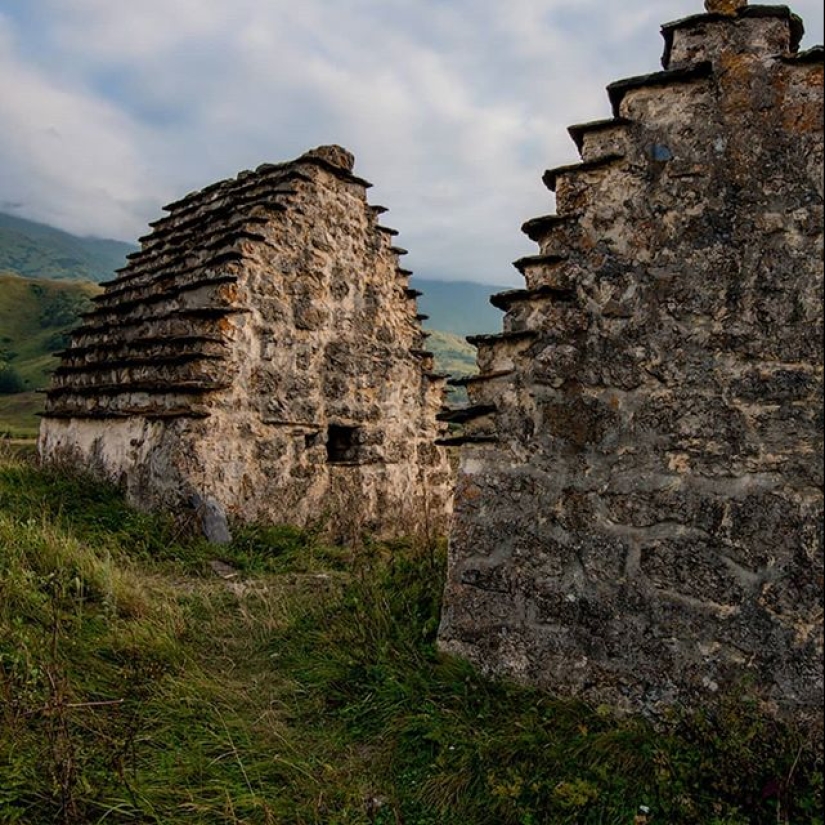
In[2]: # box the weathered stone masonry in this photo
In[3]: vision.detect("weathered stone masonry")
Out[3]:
[39,146,453,540]
[439,2,823,719]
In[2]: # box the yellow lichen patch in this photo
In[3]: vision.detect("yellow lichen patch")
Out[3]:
[782,101,825,133]
[704,0,747,14]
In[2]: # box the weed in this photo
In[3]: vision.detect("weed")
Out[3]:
[0,452,822,824]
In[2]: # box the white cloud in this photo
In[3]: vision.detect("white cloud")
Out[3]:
[0,14,166,238]
[0,0,822,282]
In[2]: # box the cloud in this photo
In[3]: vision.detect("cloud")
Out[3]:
[0,0,822,283]
[0,14,167,238]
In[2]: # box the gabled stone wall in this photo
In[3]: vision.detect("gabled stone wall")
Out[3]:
[439,2,823,720]
[39,146,453,541]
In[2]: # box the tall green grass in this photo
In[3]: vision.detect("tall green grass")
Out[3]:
[0,449,821,824]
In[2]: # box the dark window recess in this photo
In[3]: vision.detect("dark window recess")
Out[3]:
[326,424,360,463]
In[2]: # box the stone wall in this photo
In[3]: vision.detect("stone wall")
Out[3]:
[39,146,453,541]
[439,2,823,720]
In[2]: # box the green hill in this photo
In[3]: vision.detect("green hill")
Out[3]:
[427,329,477,377]
[0,212,136,283]
[0,272,99,436]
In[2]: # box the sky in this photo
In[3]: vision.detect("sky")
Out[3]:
[0,1,822,287]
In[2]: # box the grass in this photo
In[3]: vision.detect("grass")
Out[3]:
[0,449,822,824]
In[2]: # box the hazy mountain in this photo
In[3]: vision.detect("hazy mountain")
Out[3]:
[412,277,509,337]
[0,212,136,283]
[0,212,509,337]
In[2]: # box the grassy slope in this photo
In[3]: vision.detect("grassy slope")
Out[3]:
[0,212,135,283]
[427,329,477,377]
[0,451,821,825]
[0,273,99,437]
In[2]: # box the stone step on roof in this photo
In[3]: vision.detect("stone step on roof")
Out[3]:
[122,226,264,278]
[54,337,228,375]
[606,61,713,117]
[146,176,296,231]
[523,219,585,260]
[101,258,244,309]
[95,263,241,308]
[292,153,373,190]
[513,253,569,274]
[542,153,625,192]
[54,334,226,360]
[437,404,497,424]
[46,378,232,399]
[160,161,315,216]
[466,329,539,347]
[434,434,499,447]
[110,250,244,294]
[102,250,244,288]
[48,353,228,386]
[96,267,238,314]
[490,284,577,311]
[41,406,212,421]
[54,349,225,372]
[57,348,228,376]
[512,254,576,292]
[465,332,540,366]
[73,306,247,339]
[153,176,301,230]
[448,369,514,387]
[501,303,581,338]
[567,118,633,154]
[100,267,235,305]
[779,45,824,63]
[661,5,805,69]
[521,213,579,244]
[83,274,238,321]
[138,207,275,257]
[43,387,216,415]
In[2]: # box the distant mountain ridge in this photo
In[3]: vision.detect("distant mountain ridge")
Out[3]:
[0,211,510,339]
[0,212,136,283]
[412,277,509,337]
